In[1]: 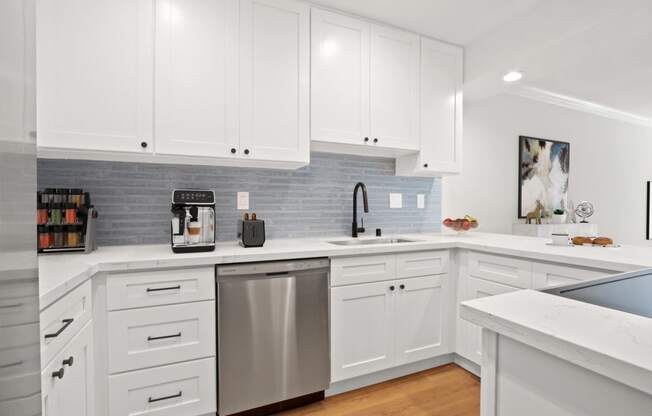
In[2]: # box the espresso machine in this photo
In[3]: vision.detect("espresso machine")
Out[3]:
[170,189,216,253]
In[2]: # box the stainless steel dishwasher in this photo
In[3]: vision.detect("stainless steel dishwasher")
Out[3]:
[216,258,330,415]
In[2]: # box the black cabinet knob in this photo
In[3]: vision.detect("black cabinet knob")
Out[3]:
[244,149,250,155]
[140,141,148,149]
[364,137,369,142]
[373,138,378,143]
[423,163,429,168]
[63,356,74,367]
[52,368,65,379]
[389,285,395,291]
[399,284,405,290]
[230,148,237,154]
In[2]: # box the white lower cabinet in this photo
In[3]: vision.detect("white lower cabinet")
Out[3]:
[330,250,450,382]
[395,275,448,365]
[331,281,395,381]
[463,277,520,364]
[532,262,616,289]
[41,321,95,416]
[108,357,216,416]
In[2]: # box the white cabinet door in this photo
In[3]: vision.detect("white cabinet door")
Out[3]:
[465,277,520,364]
[41,321,94,416]
[395,275,448,365]
[419,38,463,174]
[310,9,370,146]
[331,281,395,382]
[37,0,153,153]
[155,0,239,158]
[239,0,309,164]
[532,262,616,289]
[369,24,419,151]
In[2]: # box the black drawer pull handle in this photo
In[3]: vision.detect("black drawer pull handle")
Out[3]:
[147,332,181,341]
[52,367,65,379]
[399,284,405,290]
[0,303,23,309]
[148,391,182,403]
[146,285,181,293]
[0,360,24,369]
[44,318,74,339]
[63,356,74,367]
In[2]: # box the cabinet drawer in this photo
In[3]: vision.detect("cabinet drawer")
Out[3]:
[0,342,40,401]
[396,250,449,278]
[108,357,216,416]
[532,262,616,289]
[40,280,92,366]
[0,392,41,416]
[331,255,396,286]
[468,252,532,289]
[107,267,215,310]
[107,301,215,373]
[0,279,38,327]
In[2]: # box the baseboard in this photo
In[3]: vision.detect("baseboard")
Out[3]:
[453,354,481,377]
[326,354,456,396]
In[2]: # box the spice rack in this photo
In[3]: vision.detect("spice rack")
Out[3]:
[37,188,98,254]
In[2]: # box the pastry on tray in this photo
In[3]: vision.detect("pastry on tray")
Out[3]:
[592,237,613,246]
[571,236,593,245]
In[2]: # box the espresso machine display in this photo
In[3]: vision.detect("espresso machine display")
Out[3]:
[171,189,216,253]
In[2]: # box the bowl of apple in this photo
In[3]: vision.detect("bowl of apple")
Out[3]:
[443,215,478,234]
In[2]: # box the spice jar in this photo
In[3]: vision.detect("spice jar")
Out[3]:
[43,188,56,204]
[64,203,77,224]
[37,202,49,225]
[49,203,62,225]
[66,225,82,247]
[38,225,51,250]
[70,189,83,208]
[51,225,65,248]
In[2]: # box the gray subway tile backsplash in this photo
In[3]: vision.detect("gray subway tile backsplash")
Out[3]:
[37,152,441,246]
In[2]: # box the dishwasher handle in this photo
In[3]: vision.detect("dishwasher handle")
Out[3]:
[217,258,329,277]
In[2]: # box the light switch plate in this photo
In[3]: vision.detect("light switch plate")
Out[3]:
[389,193,402,209]
[417,194,425,209]
[237,192,249,210]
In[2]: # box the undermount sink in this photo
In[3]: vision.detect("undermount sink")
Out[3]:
[327,238,421,246]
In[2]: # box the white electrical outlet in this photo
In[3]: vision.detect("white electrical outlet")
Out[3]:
[389,193,402,209]
[417,194,425,209]
[237,192,249,210]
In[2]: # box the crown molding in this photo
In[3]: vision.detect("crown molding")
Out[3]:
[504,85,652,129]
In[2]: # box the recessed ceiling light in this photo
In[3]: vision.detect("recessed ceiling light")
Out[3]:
[503,71,523,82]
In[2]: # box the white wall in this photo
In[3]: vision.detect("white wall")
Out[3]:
[443,94,652,245]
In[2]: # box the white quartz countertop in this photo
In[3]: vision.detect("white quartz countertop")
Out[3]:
[39,231,652,310]
[460,289,652,396]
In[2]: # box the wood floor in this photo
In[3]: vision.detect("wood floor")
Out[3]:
[278,364,480,416]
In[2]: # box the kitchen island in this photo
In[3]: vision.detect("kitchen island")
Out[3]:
[461,272,652,416]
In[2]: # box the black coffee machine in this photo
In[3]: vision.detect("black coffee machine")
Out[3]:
[170,189,216,253]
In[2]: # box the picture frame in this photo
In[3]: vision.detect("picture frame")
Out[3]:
[518,136,570,219]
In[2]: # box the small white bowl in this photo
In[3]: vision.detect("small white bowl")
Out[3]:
[550,233,570,246]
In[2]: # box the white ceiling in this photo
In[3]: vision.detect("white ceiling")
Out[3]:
[312,0,652,125]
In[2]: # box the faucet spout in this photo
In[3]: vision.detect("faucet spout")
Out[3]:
[352,182,369,237]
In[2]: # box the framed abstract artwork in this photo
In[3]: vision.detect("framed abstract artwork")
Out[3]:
[518,136,570,218]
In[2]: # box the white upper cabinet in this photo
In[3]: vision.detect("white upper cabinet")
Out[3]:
[37,0,153,154]
[369,25,420,151]
[155,0,239,159]
[311,9,370,147]
[239,0,309,164]
[396,37,463,176]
